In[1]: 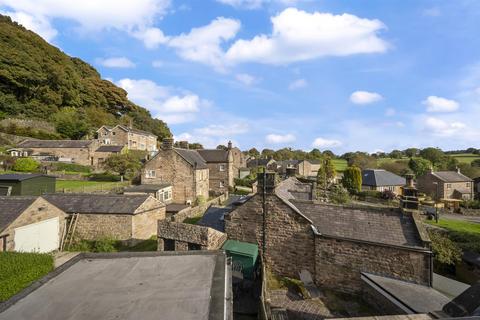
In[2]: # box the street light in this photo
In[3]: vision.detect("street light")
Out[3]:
[432,182,439,223]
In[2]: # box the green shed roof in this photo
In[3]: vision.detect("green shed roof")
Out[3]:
[222,240,258,259]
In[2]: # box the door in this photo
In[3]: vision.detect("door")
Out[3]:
[14,217,60,253]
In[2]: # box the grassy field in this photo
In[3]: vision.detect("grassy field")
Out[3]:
[451,153,480,164]
[425,218,480,254]
[332,159,348,172]
[56,180,130,192]
[0,252,54,301]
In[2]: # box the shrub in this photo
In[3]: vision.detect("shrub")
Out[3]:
[329,185,350,204]
[50,162,91,173]
[380,189,396,200]
[12,157,39,172]
[195,195,206,206]
[88,172,121,182]
[342,166,362,194]
[356,190,382,199]
[93,239,117,252]
[461,200,480,209]
[428,230,462,266]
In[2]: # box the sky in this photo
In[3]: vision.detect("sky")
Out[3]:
[1,0,480,153]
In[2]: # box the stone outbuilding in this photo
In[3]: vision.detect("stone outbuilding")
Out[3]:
[141,138,209,204]
[0,196,67,252]
[124,183,173,203]
[43,193,165,243]
[92,145,126,167]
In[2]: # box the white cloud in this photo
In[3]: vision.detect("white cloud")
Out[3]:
[350,91,383,105]
[97,57,135,68]
[196,123,249,137]
[312,137,342,148]
[288,79,307,90]
[235,73,258,86]
[132,27,168,49]
[116,78,207,124]
[225,8,388,65]
[423,95,459,113]
[385,108,396,116]
[167,17,241,71]
[266,133,296,144]
[3,11,57,41]
[216,0,264,9]
[424,117,466,137]
[1,0,170,41]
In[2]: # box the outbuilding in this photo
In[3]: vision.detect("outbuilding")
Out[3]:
[0,174,56,196]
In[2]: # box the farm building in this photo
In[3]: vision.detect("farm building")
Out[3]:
[0,174,56,196]
[43,193,166,244]
[0,196,67,252]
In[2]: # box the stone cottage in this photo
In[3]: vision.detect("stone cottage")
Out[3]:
[43,194,165,243]
[0,196,67,252]
[296,159,321,178]
[197,145,234,194]
[224,174,432,294]
[417,168,474,200]
[96,125,157,153]
[141,138,209,204]
[92,145,126,167]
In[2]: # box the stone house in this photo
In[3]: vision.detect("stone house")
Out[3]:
[247,158,277,171]
[297,159,321,177]
[276,160,300,176]
[0,196,67,252]
[197,146,234,194]
[124,183,173,204]
[43,194,165,243]
[417,169,474,200]
[228,142,247,177]
[141,138,209,204]
[96,125,157,153]
[13,139,99,166]
[362,169,406,195]
[92,145,126,167]
[224,174,432,294]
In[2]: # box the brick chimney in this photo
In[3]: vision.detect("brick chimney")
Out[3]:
[179,141,189,149]
[162,137,174,150]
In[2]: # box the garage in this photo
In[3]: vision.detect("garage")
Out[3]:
[14,217,59,253]
[0,196,66,252]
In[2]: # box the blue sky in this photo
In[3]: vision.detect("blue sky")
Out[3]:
[1,0,480,153]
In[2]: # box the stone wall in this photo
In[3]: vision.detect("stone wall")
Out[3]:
[132,198,166,239]
[73,214,132,241]
[314,236,431,293]
[157,220,227,251]
[1,197,67,251]
[171,193,228,222]
[225,193,316,278]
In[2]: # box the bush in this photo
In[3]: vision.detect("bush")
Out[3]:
[88,172,121,182]
[12,157,39,172]
[329,185,350,204]
[428,230,462,266]
[461,200,480,209]
[356,190,382,199]
[380,189,396,200]
[342,166,362,194]
[69,239,119,252]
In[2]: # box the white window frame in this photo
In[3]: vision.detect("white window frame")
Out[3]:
[219,164,225,172]
[146,170,156,178]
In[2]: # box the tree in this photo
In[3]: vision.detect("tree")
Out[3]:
[13,157,39,172]
[472,159,480,168]
[322,150,335,158]
[379,160,411,176]
[428,230,462,266]
[103,153,141,179]
[342,166,362,194]
[404,148,419,158]
[347,152,377,170]
[329,185,350,204]
[389,150,404,159]
[308,148,322,160]
[189,142,203,150]
[316,157,336,191]
[261,148,275,159]
[419,147,444,167]
[216,145,228,150]
[247,148,260,158]
[457,163,480,179]
[52,107,90,139]
[408,158,432,177]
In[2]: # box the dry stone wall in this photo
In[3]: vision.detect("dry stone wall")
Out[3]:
[157,220,227,250]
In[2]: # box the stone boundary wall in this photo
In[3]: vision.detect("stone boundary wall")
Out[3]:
[0,118,56,133]
[171,192,228,222]
[157,220,227,250]
[460,208,480,216]
[0,132,36,145]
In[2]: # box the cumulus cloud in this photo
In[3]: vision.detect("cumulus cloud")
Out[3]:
[196,123,249,136]
[225,8,388,65]
[216,0,264,9]
[288,79,307,90]
[132,27,168,49]
[350,91,383,105]
[3,11,57,41]
[116,78,207,124]
[423,95,459,113]
[424,117,466,137]
[167,17,241,71]
[235,73,258,86]
[266,133,296,144]
[312,137,342,148]
[97,57,135,68]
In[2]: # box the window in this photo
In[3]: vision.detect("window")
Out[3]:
[466,182,470,187]
[146,170,156,178]
[220,181,225,188]
[446,184,451,189]
[219,164,225,172]
[112,132,116,136]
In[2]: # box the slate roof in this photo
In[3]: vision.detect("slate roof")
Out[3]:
[362,169,406,187]
[43,194,159,214]
[291,200,423,248]
[0,196,37,232]
[197,206,229,232]
[432,171,473,182]
[166,203,190,213]
[0,174,53,181]
[174,148,208,169]
[275,177,313,201]
[197,149,229,163]
[124,184,171,193]
[95,145,125,153]
[18,140,94,148]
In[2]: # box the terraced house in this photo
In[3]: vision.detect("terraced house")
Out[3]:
[96,124,157,153]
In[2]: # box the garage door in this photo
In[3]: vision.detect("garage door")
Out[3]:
[14,217,60,253]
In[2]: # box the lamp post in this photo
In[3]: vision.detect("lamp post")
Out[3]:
[433,182,439,223]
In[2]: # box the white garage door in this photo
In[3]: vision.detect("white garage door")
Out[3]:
[14,217,60,253]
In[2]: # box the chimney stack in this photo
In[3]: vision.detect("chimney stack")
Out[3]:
[405,174,415,188]
[162,137,174,150]
[456,167,461,174]
[227,141,233,150]
[257,171,277,194]
[179,141,189,149]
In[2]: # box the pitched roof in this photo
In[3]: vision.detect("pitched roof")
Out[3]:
[116,125,157,137]
[43,194,160,214]
[197,149,229,163]
[0,174,54,181]
[275,177,313,201]
[174,148,208,169]
[95,145,125,153]
[362,169,406,187]
[124,184,171,193]
[18,140,93,148]
[291,200,423,248]
[0,196,37,232]
[432,171,473,182]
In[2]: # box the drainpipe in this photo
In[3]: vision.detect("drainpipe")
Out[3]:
[262,168,267,258]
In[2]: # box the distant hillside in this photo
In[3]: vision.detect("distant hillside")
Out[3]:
[0,15,170,140]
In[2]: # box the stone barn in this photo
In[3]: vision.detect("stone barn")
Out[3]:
[44,194,165,243]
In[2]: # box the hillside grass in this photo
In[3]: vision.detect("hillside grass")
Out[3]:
[0,252,54,301]
[56,180,129,192]
[451,153,480,164]
[332,159,348,172]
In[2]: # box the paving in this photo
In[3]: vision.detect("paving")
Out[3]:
[0,252,224,320]
[269,289,333,320]
[53,252,80,269]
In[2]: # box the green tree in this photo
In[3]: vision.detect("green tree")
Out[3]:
[347,152,377,169]
[316,157,337,190]
[419,147,444,167]
[13,157,39,172]
[103,153,141,179]
[308,148,322,160]
[379,160,411,176]
[52,107,90,139]
[428,230,462,266]
[408,158,432,177]
[404,148,419,158]
[342,166,362,194]
[329,185,350,204]
[389,150,404,159]
[247,148,260,158]
[472,159,480,168]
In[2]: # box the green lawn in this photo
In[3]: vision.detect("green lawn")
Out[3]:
[425,218,480,254]
[332,159,348,172]
[56,180,129,192]
[0,252,54,301]
[451,153,480,164]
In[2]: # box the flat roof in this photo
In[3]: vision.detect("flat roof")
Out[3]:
[0,251,229,320]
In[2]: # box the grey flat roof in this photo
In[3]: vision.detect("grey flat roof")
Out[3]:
[198,206,229,232]
[124,183,171,193]
[0,174,54,181]
[0,251,229,320]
